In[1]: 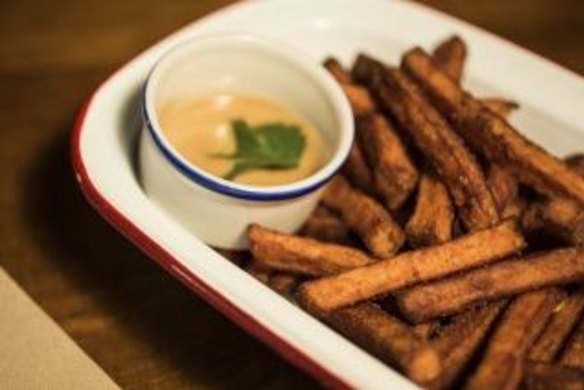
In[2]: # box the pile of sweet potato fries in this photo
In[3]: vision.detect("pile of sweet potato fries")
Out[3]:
[230,36,584,389]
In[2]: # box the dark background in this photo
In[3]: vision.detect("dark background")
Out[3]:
[1,0,582,388]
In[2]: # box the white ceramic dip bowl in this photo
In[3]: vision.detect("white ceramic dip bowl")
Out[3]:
[139,34,353,249]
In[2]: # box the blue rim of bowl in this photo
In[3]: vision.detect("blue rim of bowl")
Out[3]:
[141,34,354,201]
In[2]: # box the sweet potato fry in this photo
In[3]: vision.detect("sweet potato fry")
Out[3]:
[324,58,376,192]
[299,206,356,246]
[353,54,499,231]
[431,35,466,83]
[402,47,584,206]
[297,220,524,314]
[465,289,565,390]
[357,114,419,211]
[429,300,508,389]
[406,174,454,248]
[321,176,405,257]
[268,273,299,295]
[324,60,376,193]
[244,261,299,295]
[431,38,519,119]
[397,248,584,323]
[486,162,526,220]
[323,57,353,84]
[342,141,375,195]
[324,57,377,116]
[561,313,584,370]
[341,84,377,116]
[523,362,584,390]
[249,224,374,276]
[245,261,272,284]
[412,321,438,339]
[487,163,519,214]
[522,197,584,246]
[522,157,584,245]
[480,98,520,118]
[501,196,527,221]
[324,303,441,384]
[529,287,584,363]
[566,153,584,178]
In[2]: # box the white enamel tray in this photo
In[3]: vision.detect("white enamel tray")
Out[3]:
[72,0,584,387]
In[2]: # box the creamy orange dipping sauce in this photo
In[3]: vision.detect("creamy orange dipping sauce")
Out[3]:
[159,94,327,186]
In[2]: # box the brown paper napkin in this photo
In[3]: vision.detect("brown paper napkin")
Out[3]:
[0,268,119,389]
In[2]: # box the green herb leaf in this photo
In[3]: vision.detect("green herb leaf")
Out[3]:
[212,119,306,180]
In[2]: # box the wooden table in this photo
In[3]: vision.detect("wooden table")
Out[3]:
[1,0,582,388]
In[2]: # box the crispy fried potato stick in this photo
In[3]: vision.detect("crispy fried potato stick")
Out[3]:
[402,47,584,206]
[523,362,584,390]
[480,98,520,118]
[398,248,584,323]
[342,142,375,194]
[245,261,299,295]
[465,289,564,390]
[357,114,419,211]
[340,84,378,116]
[249,224,374,276]
[486,162,525,220]
[412,321,439,339]
[406,174,454,248]
[324,303,442,384]
[521,151,584,245]
[268,273,299,295]
[414,324,436,339]
[326,60,418,211]
[297,220,524,314]
[300,206,356,246]
[429,301,508,389]
[501,196,527,221]
[431,38,519,119]
[323,58,376,114]
[322,176,405,257]
[245,261,272,284]
[324,58,377,193]
[561,312,584,370]
[323,57,353,84]
[323,58,377,192]
[522,197,584,246]
[529,288,584,362]
[324,57,377,115]
[353,54,499,231]
[566,153,584,178]
[487,163,519,214]
[431,35,467,83]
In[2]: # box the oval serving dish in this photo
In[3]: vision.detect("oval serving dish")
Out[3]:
[72,0,584,387]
